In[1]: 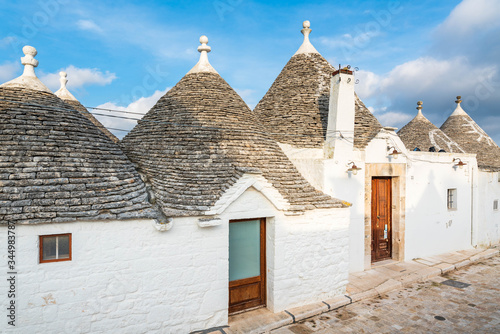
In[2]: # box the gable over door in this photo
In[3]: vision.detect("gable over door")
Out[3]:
[228,218,266,314]
[371,177,392,262]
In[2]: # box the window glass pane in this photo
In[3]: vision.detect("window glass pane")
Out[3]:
[42,237,57,260]
[58,235,70,259]
[229,220,260,281]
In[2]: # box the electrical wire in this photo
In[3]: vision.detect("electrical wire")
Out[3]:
[0,97,477,166]
[0,98,381,141]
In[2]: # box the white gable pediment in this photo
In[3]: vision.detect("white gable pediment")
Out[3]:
[204,173,289,216]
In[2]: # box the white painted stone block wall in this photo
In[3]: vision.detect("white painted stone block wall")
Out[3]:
[0,186,350,333]
[0,218,228,334]
[268,208,350,312]
[323,158,365,273]
[476,170,500,246]
[404,153,476,259]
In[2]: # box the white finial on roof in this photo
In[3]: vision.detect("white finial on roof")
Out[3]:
[187,35,219,75]
[54,71,77,101]
[294,20,320,55]
[0,45,51,93]
[450,95,467,116]
[416,101,424,117]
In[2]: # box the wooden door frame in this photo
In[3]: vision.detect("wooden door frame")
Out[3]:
[371,177,392,262]
[228,218,266,314]
[364,163,406,270]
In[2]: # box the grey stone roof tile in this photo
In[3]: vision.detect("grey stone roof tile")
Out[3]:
[121,72,347,216]
[441,112,500,171]
[398,110,464,153]
[0,87,157,224]
[254,53,382,149]
[63,100,119,143]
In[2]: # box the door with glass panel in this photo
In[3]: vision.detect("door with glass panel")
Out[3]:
[229,218,266,314]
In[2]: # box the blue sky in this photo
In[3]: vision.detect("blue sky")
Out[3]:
[1,0,499,144]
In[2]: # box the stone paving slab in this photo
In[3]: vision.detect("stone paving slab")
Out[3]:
[272,254,500,333]
[222,246,499,334]
[433,262,455,274]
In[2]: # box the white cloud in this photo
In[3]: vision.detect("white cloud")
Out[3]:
[0,62,21,82]
[40,65,117,91]
[234,88,256,109]
[354,0,500,138]
[355,70,381,99]
[436,0,500,37]
[319,30,380,56]
[375,111,412,128]
[0,37,16,49]
[76,19,103,33]
[92,88,170,139]
[357,56,498,102]
[356,55,499,130]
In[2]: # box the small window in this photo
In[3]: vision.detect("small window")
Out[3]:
[494,200,499,211]
[447,189,457,210]
[39,234,72,263]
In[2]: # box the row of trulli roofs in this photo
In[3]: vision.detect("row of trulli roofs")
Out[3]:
[1,22,499,225]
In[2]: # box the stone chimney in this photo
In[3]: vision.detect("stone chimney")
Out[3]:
[325,67,355,160]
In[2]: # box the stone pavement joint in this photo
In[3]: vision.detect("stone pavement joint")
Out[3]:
[223,246,499,334]
[273,253,500,333]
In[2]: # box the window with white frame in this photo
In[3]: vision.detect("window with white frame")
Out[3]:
[447,189,457,210]
[494,200,499,211]
[39,234,72,263]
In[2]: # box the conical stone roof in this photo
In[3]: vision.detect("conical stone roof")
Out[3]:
[0,47,157,224]
[441,97,500,170]
[121,37,346,216]
[354,94,383,149]
[254,21,382,149]
[54,72,119,143]
[398,101,463,153]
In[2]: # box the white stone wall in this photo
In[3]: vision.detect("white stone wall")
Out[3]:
[322,157,365,273]
[267,207,350,312]
[476,170,500,246]
[0,218,228,334]
[404,152,476,259]
[0,185,350,333]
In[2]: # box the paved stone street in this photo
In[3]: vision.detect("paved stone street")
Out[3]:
[271,255,500,334]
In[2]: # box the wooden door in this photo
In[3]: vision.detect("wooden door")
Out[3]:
[371,177,392,262]
[228,218,266,314]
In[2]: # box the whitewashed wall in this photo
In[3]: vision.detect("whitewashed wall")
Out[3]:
[278,144,363,274]
[1,185,350,333]
[476,170,500,246]
[0,218,228,334]
[323,156,365,274]
[404,152,476,259]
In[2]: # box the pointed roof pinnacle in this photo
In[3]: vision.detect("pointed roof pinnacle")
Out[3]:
[416,101,424,117]
[54,71,77,101]
[187,35,219,75]
[0,45,51,93]
[294,20,320,56]
[450,95,467,116]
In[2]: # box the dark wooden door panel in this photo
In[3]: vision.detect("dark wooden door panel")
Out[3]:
[371,177,392,262]
[229,276,263,312]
